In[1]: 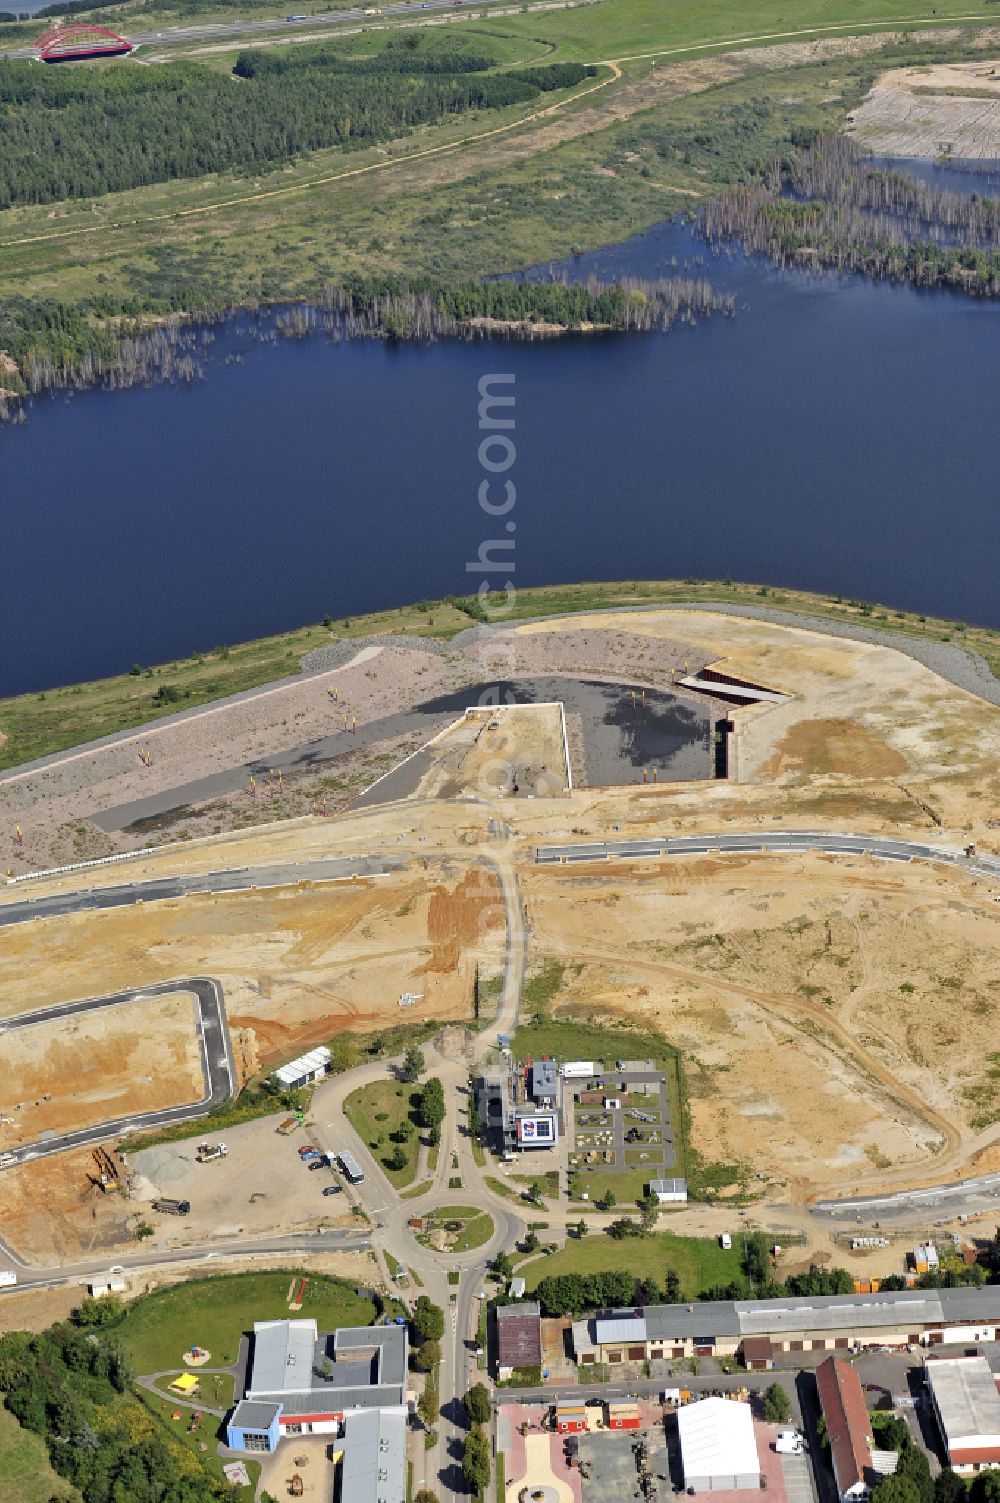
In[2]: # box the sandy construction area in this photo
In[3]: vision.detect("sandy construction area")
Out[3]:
[518,610,1000,838]
[0,992,204,1146]
[0,866,503,1070]
[849,56,1000,160]
[523,851,1000,1200]
[0,1147,145,1262]
[413,705,569,801]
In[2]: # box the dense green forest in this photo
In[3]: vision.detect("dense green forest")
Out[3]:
[0,54,591,208]
[0,1316,227,1502]
[231,41,500,77]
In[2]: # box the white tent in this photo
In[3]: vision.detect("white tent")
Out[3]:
[678,1398,761,1492]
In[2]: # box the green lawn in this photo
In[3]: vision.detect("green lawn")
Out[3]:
[513,1170,560,1201]
[512,1009,675,1072]
[344,1078,423,1187]
[401,1178,435,1200]
[574,1166,654,1206]
[119,1270,375,1376]
[146,1371,235,1410]
[522,1228,741,1296]
[0,1405,79,1503]
[488,0,990,61]
[416,1205,495,1253]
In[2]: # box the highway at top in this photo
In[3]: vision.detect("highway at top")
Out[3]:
[0,0,583,60]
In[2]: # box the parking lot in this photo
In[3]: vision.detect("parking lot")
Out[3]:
[130,1115,352,1241]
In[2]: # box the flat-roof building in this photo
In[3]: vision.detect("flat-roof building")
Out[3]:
[273,1046,331,1089]
[476,1066,515,1154]
[926,1356,1000,1473]
[530,1059,558,1106]
[649,1177,688,1203]
[335,1405,407,1503]
[226,1319,407,1454]
[678,1397,761,1492]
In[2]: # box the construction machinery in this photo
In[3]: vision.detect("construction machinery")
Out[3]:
[92,1146,120,1193]
[152,1198,191,1216]
[196,1143,228,1163]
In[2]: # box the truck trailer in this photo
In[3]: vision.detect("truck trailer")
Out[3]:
[152,1198,191,1216]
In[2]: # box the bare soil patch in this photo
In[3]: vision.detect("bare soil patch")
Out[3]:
[850,55,1000,159]
[0,867,494,1075]
[760,717,908,777]
[0,992,203,1145]
[523,851,1000,1200]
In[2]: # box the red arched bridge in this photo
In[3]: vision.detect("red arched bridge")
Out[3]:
[35,23,135,62]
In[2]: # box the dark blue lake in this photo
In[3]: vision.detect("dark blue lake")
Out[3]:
[2,213,998,697]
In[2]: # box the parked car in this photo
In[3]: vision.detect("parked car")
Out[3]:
[322,1185,341,1197]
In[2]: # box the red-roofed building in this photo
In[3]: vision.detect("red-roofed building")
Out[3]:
[815,1356,878,1502]
[496,1303,542,1380]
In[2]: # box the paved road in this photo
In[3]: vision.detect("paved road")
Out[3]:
[0,854,400,924]
[0,0,594,60]
[815,1169,1000,1215]
[310,853,528,1502]
[0,1227,371,1291]
[536,832,1000,882]
[0,978,235,1169]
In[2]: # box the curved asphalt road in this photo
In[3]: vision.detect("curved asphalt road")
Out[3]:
[0,977,235,1170]
[0,853,400,926]
[536,831,1000,882]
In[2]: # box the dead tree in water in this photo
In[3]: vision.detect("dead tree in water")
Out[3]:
[700,134,1000,296]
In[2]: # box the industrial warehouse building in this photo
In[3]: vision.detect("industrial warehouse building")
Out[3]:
[226,1319,407,1462]
[572,1288,1000,1367]
[678,1398,761,1492]
[925,1356,1000,1474]
[816,1355,897,1502]
[273,1045,331,1089]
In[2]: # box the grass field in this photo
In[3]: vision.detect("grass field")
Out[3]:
[521,1227,742,1295]
[344,1077,422,1188]
[416,1204,495,1251]
[119,1269,375,1375]
[0,1405,78,1503]
[484,0,990,60]
[147,1370,235,1410]
[574,1166,653,1206]
[3,572,999,770]
[512,1170,560,1200]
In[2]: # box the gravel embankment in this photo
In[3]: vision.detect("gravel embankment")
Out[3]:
[453,605,1000,707]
